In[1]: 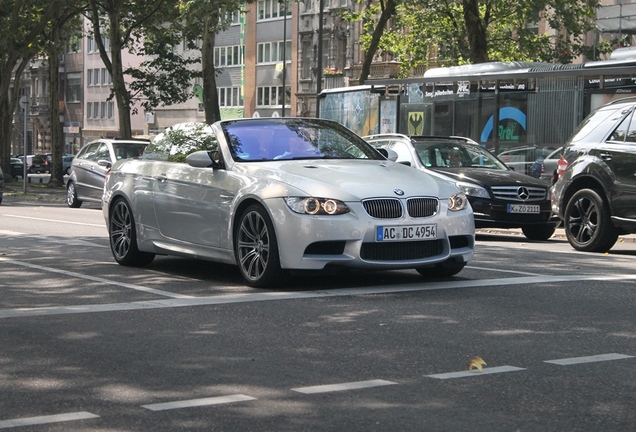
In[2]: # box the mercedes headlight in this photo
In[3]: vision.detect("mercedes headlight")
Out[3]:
[285,197,350,215]
[455,181,489,199]
[448,193,468,211]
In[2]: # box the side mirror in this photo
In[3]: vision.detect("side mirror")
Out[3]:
[377,148,398,162]
[97,159,112,168]
[186,150,223,168]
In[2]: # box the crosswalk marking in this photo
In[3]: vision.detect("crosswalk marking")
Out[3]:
[292,379,397,394]
[141,394,256,411]
[427,365,526,380]
[0,412,99,429]
[544,353,634,366]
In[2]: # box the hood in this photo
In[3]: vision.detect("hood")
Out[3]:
[431,167,547,189]
[241,160,460,200]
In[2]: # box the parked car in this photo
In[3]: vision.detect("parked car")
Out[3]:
[363,134,560,241]
[67,138,149,208]
[30,154,52,173]
[498,145,558,177]
[102,119,475,287]
[551,97,636,252]
[530,146,563,184]
[62,154,75,175]
[10,157,25,179]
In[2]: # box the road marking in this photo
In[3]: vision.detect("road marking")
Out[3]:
[0,231,107,248]
[292,379,397,394]
[1,273,636,319]
[465,265,544,276]
[141,394,256,411]
[544,353,635,366]
[0,257,192,299]
[427,365,526,379]
[1,214,105,227]
[0,412,99,429]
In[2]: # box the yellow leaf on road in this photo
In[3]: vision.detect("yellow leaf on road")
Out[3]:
[467,356,487,372]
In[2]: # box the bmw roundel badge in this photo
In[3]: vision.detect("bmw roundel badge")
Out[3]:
[394,189,404,196]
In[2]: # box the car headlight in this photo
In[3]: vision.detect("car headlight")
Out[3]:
[455,181,489,198]
[448,193,468,211]
[285,197,350,215]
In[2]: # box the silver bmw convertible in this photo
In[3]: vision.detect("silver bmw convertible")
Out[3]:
[102,118,475,287]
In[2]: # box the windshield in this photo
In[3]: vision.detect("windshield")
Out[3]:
[412,139,508,170]
[221,118,383,162]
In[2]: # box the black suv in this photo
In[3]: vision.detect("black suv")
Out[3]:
[551,97,636,252]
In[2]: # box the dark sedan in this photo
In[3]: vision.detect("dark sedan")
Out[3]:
[364,134,560,240]
[10,157,24,178]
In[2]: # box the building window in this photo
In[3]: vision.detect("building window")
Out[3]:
[66,74,81,102]
[257,41,292,64]
[87,69,93,86]
[101,102,107,118]
[218,86,243,107]
[257,0,291,21]
[256,85,290,107]
[87,102,92,118]
[93,69,100,86]
[214,45,243,67]
[107,101,114,119]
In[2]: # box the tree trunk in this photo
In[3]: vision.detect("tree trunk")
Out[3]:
[359,0,396,83]
[48,28,65,187]
[108,10,133,138]
[0,59,28,178]
[202,19,221,124]
[462,0,489,63]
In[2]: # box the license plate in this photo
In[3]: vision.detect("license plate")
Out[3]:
[376,224,437,242]
[507,204,540,214]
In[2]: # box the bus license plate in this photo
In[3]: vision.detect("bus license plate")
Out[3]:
[507,204,540,214]
[376,224,437,242]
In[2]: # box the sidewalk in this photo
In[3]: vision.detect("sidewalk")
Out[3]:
[3,182,67,204]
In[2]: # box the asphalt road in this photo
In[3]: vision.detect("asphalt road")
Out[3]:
[1,198,635,431]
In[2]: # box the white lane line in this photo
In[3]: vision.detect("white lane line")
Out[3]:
[0,257,192,299]
[465,265,544,276]
[291,379,397,394]
[2,273,636,319]
[1,214,104,227]
[0,231,107,248]
[141,394,256,411]
[544,353,635,366]
[0,412,99,429]
[427,366,526,380]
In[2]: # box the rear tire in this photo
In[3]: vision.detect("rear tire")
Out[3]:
[235,204,286,288]
[564,188,618,252]
[417,259,466,278]
[109,198,155,266]
[66,181,82,208]
[522,224,556,241]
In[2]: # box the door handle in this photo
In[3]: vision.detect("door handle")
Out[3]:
[599,152,612,161]
[157,174,168,182]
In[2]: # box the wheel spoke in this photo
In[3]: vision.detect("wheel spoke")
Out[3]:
[238,211,269,280]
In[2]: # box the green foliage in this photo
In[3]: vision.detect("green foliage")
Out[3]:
[349,0,602,70]
[144,123,218,163]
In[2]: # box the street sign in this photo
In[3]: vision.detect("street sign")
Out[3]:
[19,96,29,110]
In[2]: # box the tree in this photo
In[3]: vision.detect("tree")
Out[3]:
[179,0,254,125]
[0,0,58,179]
[86,0,188,138]
[393,0,601,68]
[44,6,85,187]
[346,0,402,82]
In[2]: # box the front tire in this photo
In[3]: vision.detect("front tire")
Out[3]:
[564,188,618,252]
[235,204,285,288]
[522,224,556,241]
[417,259,466,278]
[109,198,155,266]
[66,181,82,208]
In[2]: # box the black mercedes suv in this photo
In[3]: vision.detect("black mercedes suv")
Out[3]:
[551,97,636,252]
